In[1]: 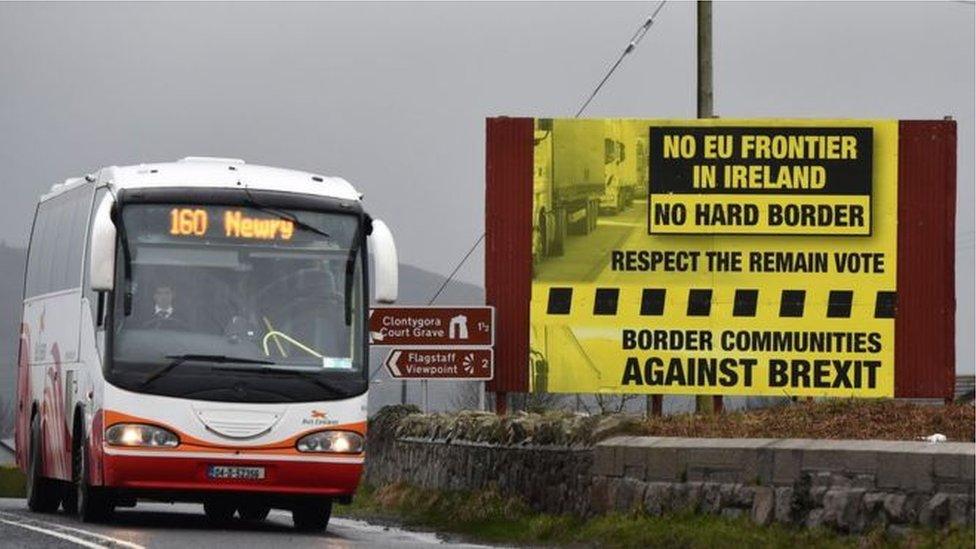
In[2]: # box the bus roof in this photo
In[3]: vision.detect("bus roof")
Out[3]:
[42,157,362,202]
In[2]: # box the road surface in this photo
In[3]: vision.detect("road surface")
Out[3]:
[0,498,491,548]
[535,199,646,283]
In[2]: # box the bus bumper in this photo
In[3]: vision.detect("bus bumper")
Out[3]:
[101,450,363,497]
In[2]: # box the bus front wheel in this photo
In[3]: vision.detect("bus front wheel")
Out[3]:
[26,413,60,513]
[292,499,332,532]
[204,500,236,523]
[75,434,113,522]
[238,503,271,522]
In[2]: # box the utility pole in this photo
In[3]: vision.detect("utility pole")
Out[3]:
[697,0,713,120]
[695,0,716,415]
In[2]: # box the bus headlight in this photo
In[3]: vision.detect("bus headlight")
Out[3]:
[296,431,364,454]
[106,424,180,448]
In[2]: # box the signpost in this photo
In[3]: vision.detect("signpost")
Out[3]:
[370,306,495,411]
[369,306,494,346]
[385,349,493,380]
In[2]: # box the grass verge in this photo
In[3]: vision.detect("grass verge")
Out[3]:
[336,482,975,548]
[0,466,26,498]
[633,400,975,442]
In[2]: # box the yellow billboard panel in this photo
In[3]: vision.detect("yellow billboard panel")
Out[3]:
[529,119,897,397]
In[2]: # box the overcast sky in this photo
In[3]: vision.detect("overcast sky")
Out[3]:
[0,1,972,372]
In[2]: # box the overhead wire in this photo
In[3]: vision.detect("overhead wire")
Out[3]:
[423,0,671,308]
[575,0,669,118]
[373,2,672,385]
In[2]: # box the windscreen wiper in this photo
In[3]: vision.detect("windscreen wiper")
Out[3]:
[242,188,330,239]
[212,364,348,395]
[139,354,274,389]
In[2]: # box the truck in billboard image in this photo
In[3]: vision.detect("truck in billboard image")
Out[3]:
[532,118,604,261]
[600,119,639,214]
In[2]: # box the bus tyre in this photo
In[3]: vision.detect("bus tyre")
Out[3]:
[292,500,332,532]
[238,503,271,522]
[26,414,60,513]
[76,435,113,522]
[204,500,237,523]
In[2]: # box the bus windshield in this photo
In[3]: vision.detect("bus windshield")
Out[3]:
[107,202,367,403]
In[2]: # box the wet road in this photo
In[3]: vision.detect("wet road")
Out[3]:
[0,498,491,548]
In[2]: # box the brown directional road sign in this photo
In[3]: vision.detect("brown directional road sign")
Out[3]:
[369,306,494,347]
[384,349,494,380]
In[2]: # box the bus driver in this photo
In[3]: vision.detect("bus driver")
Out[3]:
[140,284,186,329]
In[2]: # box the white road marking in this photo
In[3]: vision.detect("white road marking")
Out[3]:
[0,512,146,549]
[269,511,492,547]
[0,518,108,548]
[596,220,644,228]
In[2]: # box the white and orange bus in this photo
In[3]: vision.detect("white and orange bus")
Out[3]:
[15,157,398,531]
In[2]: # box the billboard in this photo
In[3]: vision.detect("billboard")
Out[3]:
[529,119,898,398]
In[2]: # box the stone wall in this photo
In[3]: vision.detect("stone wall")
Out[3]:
[364,407,975,533]
[364,406,594,516]
[593,437,975,533]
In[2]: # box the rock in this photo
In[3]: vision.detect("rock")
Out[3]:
[751,487,775,526]
[774,487,795,524]
[673,482,703,512]
[614,478,647,512]
[863,492,885,513]
[719,484,737,505]
[886,524,912,538]
[883,493,910,523]
[852,474,875,490]
[734,484,755,507]
[947,494,969,527]
[918,493,950,528]
[862,492,887,527]
[812,471,833,487]
[722,507,745,520]
[591,415,642,442]
[702,482,723,514]
[805,509,825,529]
[643,482,673,516]
[821,488,866,532]
[809,486,828,506]
[829,474,852,489]
[590,476,611,515]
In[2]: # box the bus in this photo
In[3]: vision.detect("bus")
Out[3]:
[15,157,398,531]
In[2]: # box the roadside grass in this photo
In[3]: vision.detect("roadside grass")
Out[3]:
[336,482,975,548]
[0,466,26,498]
[631,399,976,442]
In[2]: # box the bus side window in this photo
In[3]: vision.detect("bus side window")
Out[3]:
[64,188,90,290]
[26,202,51,298]
[84,188,108,328]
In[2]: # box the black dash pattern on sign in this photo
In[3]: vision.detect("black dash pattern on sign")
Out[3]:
[827,290,854,318]
[640,289,666,316]
[780,290,806,318]
[733,289,759,317]
[593,288,619,315]
[687,289,712,317]
[875,291,896,319]
[547,287,573,315]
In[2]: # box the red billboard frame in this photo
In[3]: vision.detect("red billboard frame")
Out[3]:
[485,117,957,401]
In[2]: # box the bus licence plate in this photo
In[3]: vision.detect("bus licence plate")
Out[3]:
[207,465,265,480]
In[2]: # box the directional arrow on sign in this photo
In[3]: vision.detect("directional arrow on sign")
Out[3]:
[384,348,493,380]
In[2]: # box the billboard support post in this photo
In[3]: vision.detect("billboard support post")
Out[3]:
[696,0,719,415]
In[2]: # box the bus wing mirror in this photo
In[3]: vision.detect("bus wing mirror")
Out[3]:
[89,194,117,291]
[368,219,398,304]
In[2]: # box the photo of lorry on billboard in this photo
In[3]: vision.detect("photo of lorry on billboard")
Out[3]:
[529,118,898,398]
